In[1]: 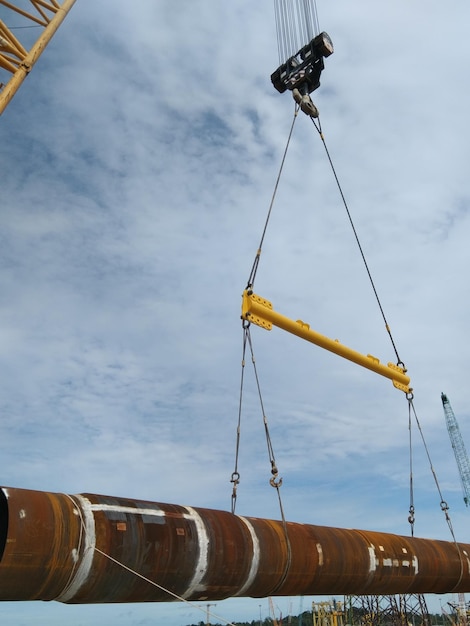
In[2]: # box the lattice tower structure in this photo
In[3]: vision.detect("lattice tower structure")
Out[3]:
[345,595,431,626]
[441,393,470,507]
[448,594,470,626]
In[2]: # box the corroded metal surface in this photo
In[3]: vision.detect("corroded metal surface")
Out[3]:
[0,486,469,603]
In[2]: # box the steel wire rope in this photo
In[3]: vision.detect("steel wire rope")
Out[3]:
[231,323,292,539]
[94,548,238,626]
[294,1,303,51]
[246,102,299,290]
[276,0,285,61]
[309,114,404,367]
[296,0,316,42]
[408,403,415,537]
[274,0,283,64]
[230,327,249,514]
[408,394,465,588]
[244,323,293,591]
[245,325,283,491]
[5,25,41,29]
[232,102,300,587]
[66,496,238,626]
[275,0,319,61]
[302,0,312,41]
[276,0,288,62]
[307,114,462,551]
[281,0,290,61]
[406,398,421,545]
[286,0,296,58]
[231,325,293,585]
[311,0,321,36]
[237,103,299,523]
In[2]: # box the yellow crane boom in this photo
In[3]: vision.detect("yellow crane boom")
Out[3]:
[0,0,76,115]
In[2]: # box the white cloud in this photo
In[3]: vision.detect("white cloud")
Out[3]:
[1,0,470,623]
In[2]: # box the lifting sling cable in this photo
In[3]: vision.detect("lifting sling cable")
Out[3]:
[246,103,300,291]
[231,327,286,509]
[270,2,458,549]
[230,330,245,514]
[233,1,322,556]
[230,323,293,588]
[272,5,402,374]
[408,401,415,536]
[306,114,460,545]
[309,114,404,369]
[408,394,463,576]
[246,10,407,395]
[309,117,460,553]
[233,108,301,553]
[245,0,453,554]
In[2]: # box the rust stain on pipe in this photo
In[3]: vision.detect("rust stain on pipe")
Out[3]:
[0,486,469,603]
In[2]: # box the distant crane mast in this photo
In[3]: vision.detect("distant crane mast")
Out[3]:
[441,392,470,506]
[0,0,76,115]
[269,597,283,626]
[448,595,470,626]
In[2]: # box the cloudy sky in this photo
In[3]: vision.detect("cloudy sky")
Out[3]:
[1,0,470,624]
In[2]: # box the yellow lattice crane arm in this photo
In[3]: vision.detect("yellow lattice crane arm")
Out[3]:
[241,290,411,393]
[0,0,76,115]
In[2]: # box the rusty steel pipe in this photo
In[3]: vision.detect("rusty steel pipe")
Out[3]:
[0,486,470,603]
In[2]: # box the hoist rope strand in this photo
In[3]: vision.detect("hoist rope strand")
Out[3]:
[274,0,319,62]
[312,0,320,35]
[275,0,290,64]
[294,1,303,49]
[286,0,296,58]
[274,0,283,65]
[66,495,238,626]
[247,103,299,290]
[310,115,403,366]
[298,0,317,40]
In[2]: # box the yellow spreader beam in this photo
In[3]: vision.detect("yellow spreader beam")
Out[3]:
[241,290,411,393]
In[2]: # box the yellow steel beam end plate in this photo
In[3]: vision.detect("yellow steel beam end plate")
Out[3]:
[241,290,273,330]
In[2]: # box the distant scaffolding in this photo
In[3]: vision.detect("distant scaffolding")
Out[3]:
[313,599,344,626]
[345,595,431,626]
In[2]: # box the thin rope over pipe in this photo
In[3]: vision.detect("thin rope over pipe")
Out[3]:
[1,486,470,603]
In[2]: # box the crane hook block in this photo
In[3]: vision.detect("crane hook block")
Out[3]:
[271,32,334,96]
[241,290,411,393]
[293,88,319,117]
